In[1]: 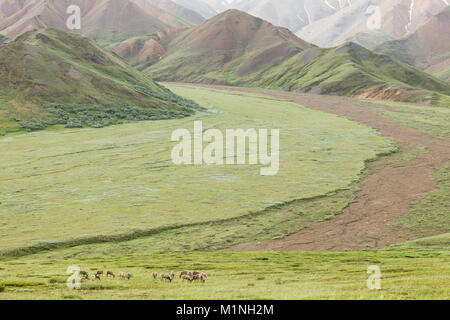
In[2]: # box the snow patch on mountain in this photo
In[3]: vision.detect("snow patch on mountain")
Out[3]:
[201,0,450,48]
[324,0,337,10]
[304,4,311,24]
[406,0,415,33]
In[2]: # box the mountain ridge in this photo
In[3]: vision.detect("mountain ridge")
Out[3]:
[138,10,450,106]
[200,0,449,48]
[114,9,313,74]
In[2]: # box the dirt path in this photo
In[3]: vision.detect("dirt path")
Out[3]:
[175,84,450,251]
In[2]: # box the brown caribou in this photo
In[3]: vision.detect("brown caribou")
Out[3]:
[161,273,173,282]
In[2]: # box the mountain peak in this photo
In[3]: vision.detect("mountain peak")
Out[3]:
[180,8,313,52]
[220,8,252,16]
[204,8,267,27]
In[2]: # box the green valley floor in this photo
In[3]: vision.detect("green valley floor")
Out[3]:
[0,85,448,299]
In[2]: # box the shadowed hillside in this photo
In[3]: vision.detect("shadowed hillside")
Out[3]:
[0,29,199,135]
[112,28,187,71]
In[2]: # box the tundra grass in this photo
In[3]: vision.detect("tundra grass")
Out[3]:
[366,100,450,139]
[1,138,428,259]
[0,248,448,300]
[0,189,355,258]
[393,233,450,249]
[0,85,396,254]
[434,66,450,83]
[393,167,450,237]
[361,100,450,239]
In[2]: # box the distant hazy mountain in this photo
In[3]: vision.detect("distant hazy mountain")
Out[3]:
[300,0,449,48]
[171,0,217,19]
[145,0,206,25]
[202,0,337,34]
[376,6,450,82]
[201,0,449,48]
[0,0,199,44]
[136,10,450,106]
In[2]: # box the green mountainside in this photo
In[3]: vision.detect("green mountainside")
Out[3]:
[140,11,450,106]
[0,29,199,135]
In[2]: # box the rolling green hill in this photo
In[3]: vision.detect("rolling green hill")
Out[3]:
[434,67,450,83]
[0,29,198,136]
[235,42,450,106]
[142,10,450,106]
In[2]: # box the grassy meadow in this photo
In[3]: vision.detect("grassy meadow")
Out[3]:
[0,245,448,300]
[1,85,448,300]
[367,100,450,139]
[0,85,396,255]
[394,167,450,238]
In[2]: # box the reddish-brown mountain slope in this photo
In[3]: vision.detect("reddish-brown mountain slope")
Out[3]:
[113,28,186,69]
[114,9,313,73]
[171,9,312,54]
[0,0,192,44]
[142,10,450,106]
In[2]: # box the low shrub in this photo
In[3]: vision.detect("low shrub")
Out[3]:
[20,121,46,132]
[44,101,195,130]
[65,118,83,128]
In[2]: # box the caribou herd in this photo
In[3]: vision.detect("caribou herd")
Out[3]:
[78,269,208,283]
